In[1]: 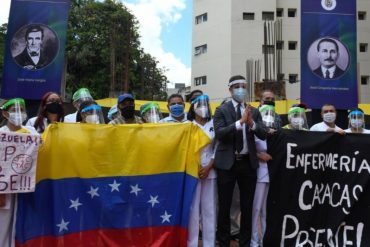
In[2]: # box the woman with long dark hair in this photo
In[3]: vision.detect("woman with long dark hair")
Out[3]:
[26,92,65,133]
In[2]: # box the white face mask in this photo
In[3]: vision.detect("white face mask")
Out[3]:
[8,112,27,126]
[323,112,336,123]
[291,117,304,129]
[262,115,275,127]
[146,114,160,123]
[350,119,364,128]
[194,106,209,118]
[85,114,100,124]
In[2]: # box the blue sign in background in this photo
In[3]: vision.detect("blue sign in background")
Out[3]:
[1,0,70,99]
[301,0,357,109]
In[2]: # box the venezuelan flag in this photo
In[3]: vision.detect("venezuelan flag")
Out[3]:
[15,123,210,247]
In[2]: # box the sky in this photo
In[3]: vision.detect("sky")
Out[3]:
[0,0,192,88]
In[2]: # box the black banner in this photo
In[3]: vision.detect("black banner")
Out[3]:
[265,130,370,247]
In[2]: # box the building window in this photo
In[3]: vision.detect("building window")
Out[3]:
[358,11,366,20]
[276,41,284,50]
[289,74,298,83]
[194,44,207,56]
[276,8,283,17]
[288,41,297,50]
[288,8,297,18]
[195,13,207,24]
[262,11,274,21]
[360,43,368,53]
[243,12,255,20]
[195,76,207,86]
[262,44,274,54]
[361,76,369,85]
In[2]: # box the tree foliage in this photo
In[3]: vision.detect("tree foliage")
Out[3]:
[0,0,168,100]
[0,24,7,84]
[66,0,168,100]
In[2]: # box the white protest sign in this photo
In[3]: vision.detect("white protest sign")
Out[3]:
[0,131,41,194]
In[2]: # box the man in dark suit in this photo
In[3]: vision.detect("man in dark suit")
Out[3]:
[214,75,267,247]
[14,25,51,70]
[313,38,345,79]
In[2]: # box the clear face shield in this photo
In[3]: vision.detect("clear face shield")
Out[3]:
[288,107,308,130]
[73,89,93,110]
[348,110,365,132]
[1,98,28,127]
[80,104,105,124]
[259,104,275,128]
[192,95,211,119]
[141,103,162,123]
[107,105,120,121]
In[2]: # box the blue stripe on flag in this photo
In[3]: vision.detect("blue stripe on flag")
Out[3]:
[16,172,197,243]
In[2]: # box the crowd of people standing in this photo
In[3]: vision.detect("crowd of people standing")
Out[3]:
[0,75,369,247]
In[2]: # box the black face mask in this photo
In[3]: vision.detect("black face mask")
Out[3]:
[263,100,275,107]
[120,105,135,119]
[45,102,63,114]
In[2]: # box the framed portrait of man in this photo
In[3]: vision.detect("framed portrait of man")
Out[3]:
[307,37,350,80]
[11,24,59,71]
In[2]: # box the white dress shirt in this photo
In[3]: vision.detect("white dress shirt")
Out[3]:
[320,66,336,79]
[232,99,255,154]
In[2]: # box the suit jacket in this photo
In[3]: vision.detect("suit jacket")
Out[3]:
[14,48,51,70]
[313,66,345,79]
[213,101,267,170]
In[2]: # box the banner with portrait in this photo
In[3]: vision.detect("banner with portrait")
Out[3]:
[301,1,357,110]
[264,130,370,246]
[1,0,71,99]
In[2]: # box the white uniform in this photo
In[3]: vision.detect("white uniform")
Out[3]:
[251,137,270,247]
[25,117,48,133]
[345,128,370,134]
[0,125,38,247]
[64,112,78,123]
[310,122,341,132]
[188,120,216,247]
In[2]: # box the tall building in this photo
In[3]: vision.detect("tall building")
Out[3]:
[191,0,370,103]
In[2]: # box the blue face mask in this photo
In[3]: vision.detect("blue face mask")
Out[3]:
[170,104,184,117]
[232,88,247,103]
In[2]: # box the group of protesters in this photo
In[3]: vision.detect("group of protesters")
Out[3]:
[0,75,369,247]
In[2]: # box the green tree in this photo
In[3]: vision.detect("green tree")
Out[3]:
[0,24,7,84]
[66,0,168,100]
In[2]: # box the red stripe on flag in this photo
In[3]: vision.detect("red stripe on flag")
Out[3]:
[16,226,188,247]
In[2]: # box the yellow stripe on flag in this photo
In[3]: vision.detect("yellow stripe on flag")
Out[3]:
[37,123,210,182]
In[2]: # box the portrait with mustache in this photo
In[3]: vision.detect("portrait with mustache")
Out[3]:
[313,38,345,80]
